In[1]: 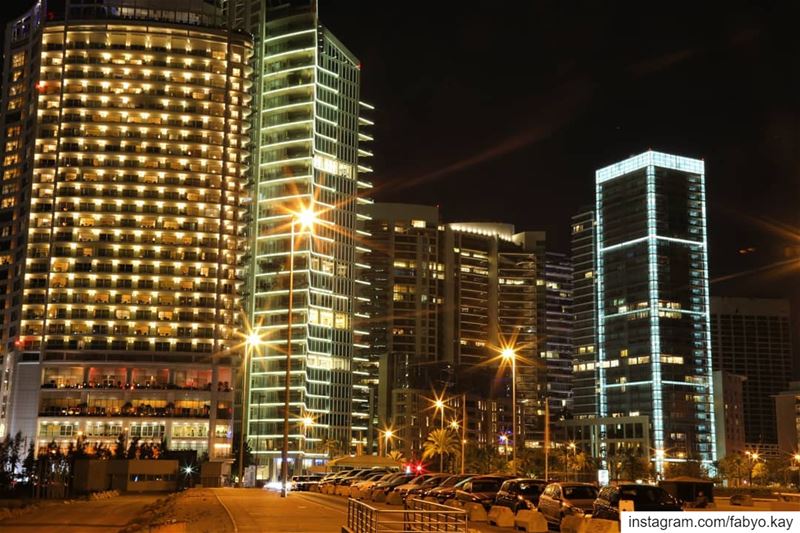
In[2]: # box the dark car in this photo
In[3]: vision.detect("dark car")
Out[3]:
[537,482,599,527]
[405,473,451,501]
[593,484,682,520]
[494,478,549,513]
[455,475,510,510]
[372,472,415,496]
[426,475,474,503]
[339,468,388,486]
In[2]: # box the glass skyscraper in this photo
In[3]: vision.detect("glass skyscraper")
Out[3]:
[232,0,373,478]
[595,151,716,472]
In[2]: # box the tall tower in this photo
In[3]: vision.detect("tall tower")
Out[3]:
[241,0,373,478]
[595,151,716,472]
[2,0,252,458]
[570,208,597,420]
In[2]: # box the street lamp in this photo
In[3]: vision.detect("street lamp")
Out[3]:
[281,206,318,498]
[745,450,760,486]
[501,346,517,471]
[433,398,446,471]
[238,332,261,486]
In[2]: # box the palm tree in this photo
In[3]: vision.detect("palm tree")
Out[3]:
[387,450,405,463]
[422,429,459,473]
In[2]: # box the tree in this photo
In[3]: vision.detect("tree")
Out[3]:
[609,448,652,481]
[387,450,404,462]
[664,460,707,479]
[517,447,546,478]
[751,462,768,485]
[717,453,748,487]
[421,429,459,472]
[465,443,507,475]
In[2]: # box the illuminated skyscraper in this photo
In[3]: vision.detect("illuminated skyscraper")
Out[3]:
[1,0,252,459]
[233,0,373,478]
[595,151,716,472]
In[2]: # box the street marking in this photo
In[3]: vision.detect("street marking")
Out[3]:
[212,489,239,533]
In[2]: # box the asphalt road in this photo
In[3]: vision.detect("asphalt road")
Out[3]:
[1,494,159,532]
[213,488,351,533]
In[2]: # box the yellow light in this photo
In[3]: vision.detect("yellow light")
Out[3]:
[296,207,317,229]
[302,416,314,427]
[501,347,516,361]
[384,429,394,439]
[655,449,666,459]
[434,399,444,410]
[449,420,459,430]
[246,332,260,347]
[793,453,800,462]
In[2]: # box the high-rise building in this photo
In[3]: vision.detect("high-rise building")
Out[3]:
[570,208,596,420]
[775,381,800,455]
[712,370,746,458]
[361,204,544,457]
[2,0,252,459]
[710,297,793,448]
[541,251,573,420]
[235,0,373,478]
[595,151,716,472]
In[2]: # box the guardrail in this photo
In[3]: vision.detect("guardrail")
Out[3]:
[346,497,467,533]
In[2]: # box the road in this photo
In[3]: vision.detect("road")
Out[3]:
[212,489,509,533]
[1,494,159,532]
[213,488,352,532]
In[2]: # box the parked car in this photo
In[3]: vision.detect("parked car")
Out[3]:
[335,469,371,486]
[404,473,451,501]
[338,468,388,487]
[494,478,549,513]
[537,483,598,527]
[290,475,324,492]
[376,472,417,496]
[352,472,391,492]
[426,475,474,503]
[391,473,439,498]
[593,484,681,520]
[454,475,510,510]
[319,470,353,490]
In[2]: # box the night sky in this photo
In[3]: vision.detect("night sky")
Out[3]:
[3,1,799,300]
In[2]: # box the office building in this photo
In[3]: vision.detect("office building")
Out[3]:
[775,381,800,455]
[595,151,716,472]
[570,208,596,419]
[3,0,252,458]
[541,251,573,419]
[237,0,373,478]
[713,370,746,458]
[710,297,793,448]
[361,203,543,458]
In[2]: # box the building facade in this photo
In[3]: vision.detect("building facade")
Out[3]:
[361,204,544,458]
[712,370,746,458]
[570,208,596,420]
[541,251,573,420]
[710,297,793,449]
[775,381,800,455]
[595,151,716,472]
[3,0,252,458]
[236,0,373,478]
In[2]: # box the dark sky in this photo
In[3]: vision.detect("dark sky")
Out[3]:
[319,1,800,301]
[4,1,800,299]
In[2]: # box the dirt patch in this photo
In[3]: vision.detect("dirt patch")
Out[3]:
[119,489,233,533]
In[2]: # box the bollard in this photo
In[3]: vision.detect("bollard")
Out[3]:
[488,505,515,527]
[463,502,488,522]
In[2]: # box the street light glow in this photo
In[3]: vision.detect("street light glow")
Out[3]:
[449,420,459,430]
[500,347,516,361]
[302,416,314,427]
[434,399,444,410]
[246,332,261,347]
[297,207,317,229]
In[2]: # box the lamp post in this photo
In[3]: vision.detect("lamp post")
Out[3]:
[745,450,759,486]
[501,347,517,471]
[281,207,317,498]
[384,429,394,456]
[238,332,260,486]
[434,398,445,471]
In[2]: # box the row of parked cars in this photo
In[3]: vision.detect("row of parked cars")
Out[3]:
[298,469,683,528]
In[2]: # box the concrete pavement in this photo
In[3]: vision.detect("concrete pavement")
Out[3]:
[0,494,159,532]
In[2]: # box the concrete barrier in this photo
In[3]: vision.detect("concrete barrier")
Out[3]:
[372,491,387,503]
[386,491,404,505]
[444,498,462,509]
[463,502,488,522]
[514,509,548,532]
[583,518,620,533]
[561,515,590,533]
[488,505,515,527]
[350,487,361,499]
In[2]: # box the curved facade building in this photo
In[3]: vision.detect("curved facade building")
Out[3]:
[1,0,253,459]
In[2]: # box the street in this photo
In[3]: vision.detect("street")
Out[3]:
[0,494,159,532]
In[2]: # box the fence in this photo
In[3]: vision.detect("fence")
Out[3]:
[346,497,467,533]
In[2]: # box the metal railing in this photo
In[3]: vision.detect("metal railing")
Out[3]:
[346,498,467,533]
